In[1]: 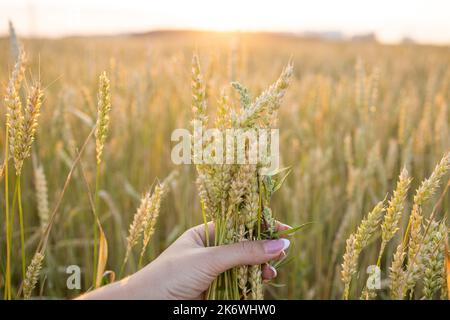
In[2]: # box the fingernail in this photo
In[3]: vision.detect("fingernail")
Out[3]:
[263,239,290,254]
[281,223,294,236]
[269,265,277,278]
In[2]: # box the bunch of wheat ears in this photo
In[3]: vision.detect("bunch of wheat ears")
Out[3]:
[191,55,294,299]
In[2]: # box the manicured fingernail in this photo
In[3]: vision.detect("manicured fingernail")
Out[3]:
[281,223,292,229]
[281,239,290,250]
[269,265,277,278]
[263,239,290,254]
[281,223,294,236]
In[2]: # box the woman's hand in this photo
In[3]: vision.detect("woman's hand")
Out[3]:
[78,222,291,300]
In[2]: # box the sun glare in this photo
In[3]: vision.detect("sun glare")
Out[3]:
[1,0,450,44]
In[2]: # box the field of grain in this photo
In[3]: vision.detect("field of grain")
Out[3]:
[0,30,449,299]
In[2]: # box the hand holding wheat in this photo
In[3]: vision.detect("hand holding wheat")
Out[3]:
[79,221,290,300]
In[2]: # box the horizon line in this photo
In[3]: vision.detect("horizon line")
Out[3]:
[1,27,449,47]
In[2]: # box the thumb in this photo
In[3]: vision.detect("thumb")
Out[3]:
[207,239,290,274]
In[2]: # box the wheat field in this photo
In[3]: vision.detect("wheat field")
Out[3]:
[0,30,449,299]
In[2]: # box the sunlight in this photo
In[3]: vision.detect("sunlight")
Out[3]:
[1,0,450,44]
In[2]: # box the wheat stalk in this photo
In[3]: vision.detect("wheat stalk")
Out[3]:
[139,171,177,263]
[92,71,111,286]
[124,191,153,265]
[341,201,384,299]
[123,171,176,269]
[4,46,44,283]
[3,39,28,298]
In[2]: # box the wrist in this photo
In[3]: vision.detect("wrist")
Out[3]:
[123,264,168,299]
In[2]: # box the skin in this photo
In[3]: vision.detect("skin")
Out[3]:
[78,222,291,300]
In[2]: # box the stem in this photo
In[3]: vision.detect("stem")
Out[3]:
[257,177,262,240]
[224,270,229,299]
[207,216,224,300]
[119,259,126,279]
[343,284,350,300]
[10,181,18,234]
[17,175,26,280]
[3,127,11,300]
[5,176,19,298]
[201,201,209,247]
[206,220,219,300]
[35,126,95,256]
[376,241,386,267]
[138,251,144,270]
[92,162,100,287]
[402,212,413,248]
[207,278,216,300]
[233,267,239,299]
[18,127,95,295]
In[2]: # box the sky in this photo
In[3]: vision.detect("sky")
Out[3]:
[1,0,450,44]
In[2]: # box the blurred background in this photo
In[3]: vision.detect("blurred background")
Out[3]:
[2,0,450,44]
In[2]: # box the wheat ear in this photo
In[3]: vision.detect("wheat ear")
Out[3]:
[378,168,411,264]
[34,164,49,231]
[389,242,407,299]
[23,252,44,299]
[341,201,384,299]
[422,220,447,299]
[95,71,111,165]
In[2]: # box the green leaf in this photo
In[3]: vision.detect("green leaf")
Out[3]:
[265,166,292,177]
[272,255,295,269]
[272,222,314,238]
[262,166,292,196]
[266,282,286,288]
[271,167,292,194]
